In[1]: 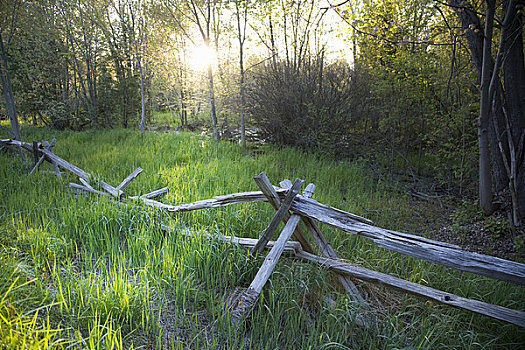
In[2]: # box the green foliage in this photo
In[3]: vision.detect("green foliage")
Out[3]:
[0,127,523,348]
[451,200,484,225]
[333,0,480,192]
[485,217,511,239]
[514,235,525,255]
[0,257,67,349]
[248,59,373,157]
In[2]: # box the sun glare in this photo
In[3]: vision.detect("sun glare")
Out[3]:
[188,44,215,71]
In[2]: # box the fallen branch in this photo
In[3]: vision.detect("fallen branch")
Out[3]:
[137,186,169,199]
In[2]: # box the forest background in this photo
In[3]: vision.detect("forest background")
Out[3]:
[1,0,524,231]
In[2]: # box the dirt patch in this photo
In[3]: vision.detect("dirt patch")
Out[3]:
[408,196,525,262]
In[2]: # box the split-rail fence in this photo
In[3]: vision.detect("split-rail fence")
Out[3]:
[1,138,524,328]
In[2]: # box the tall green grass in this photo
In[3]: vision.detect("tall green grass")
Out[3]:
[0,125,523,349]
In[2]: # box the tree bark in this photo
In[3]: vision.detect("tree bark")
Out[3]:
[0,32,21,140]
[448,0,508,193]
[449,0,525,223]
[501,0,525,222]
[187,0,219,139]
[139,58,146,134]
[235,0,247,147]
[207,61,219,139]
[478,1,495,215]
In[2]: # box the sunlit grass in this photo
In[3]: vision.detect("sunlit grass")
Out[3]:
[0,125,523,348]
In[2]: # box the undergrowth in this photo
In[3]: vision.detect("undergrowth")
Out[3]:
[0,125,523,349]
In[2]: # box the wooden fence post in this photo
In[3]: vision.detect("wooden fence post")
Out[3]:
[253,172,315,254]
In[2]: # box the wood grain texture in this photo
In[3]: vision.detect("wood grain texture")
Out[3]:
[163,190,286,212]
[3,138,523,287]
[254,173,315,254]
[297,182,365,305]
[296,251,525,328]
[164,225,525,328]
[280,193,525,286]
[117,167,143,191]
[251,177,303,255]
[231,214,303,323]
[133,181,525,286]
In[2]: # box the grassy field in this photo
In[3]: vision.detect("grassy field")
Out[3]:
[1,125,524,349]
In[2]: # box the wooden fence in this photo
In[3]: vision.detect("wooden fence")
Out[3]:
[1,138,524,327]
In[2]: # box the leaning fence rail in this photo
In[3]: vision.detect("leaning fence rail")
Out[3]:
[1,137,524,328]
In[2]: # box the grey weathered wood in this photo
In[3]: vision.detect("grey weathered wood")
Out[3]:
[253,173,315,254]
[38,147,91,180]
[32,141,39,163]
[29,155,46,175]
[284,195,525,285]
[165,223,525,328]
[117,167,143,191]
[279,179,293,189]
[135,183,525,286]
[69,183,109,197]
[1,139,123,198]
[138,186,169,199]
[3,138,523,286]
[0,139,34,152]
[162,190,286,212]
[296,251,525,328]
[255,173,282,206]
[297,183,365,305]
[251,214,302,292]
[233,213,303,323]
[251,179,304,255]
[29,139,57,175]
[43,138,58,151]
[43,141,62,179]
[137,197,173,209]
[79,178,94,191]
[288,195,374,225]
[100,181,124,199]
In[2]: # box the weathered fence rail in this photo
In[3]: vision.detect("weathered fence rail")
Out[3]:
[1,137,524,328]
[164,225,525,328]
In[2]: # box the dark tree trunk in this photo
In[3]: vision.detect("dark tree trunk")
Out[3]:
[449,0,525,224]
[448,0,508,192]
[0,32,21,140]
[478,1,495,215]
[501,0,525,221]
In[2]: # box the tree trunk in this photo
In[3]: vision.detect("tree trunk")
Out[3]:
[236,1,247,147]
[0,32,21,140]
[180,88,186,127]
[138,56,146,134]
[240,60,246,146]
[448,0,508,193]
[207,61,219,139]
[478,1,495,215]
[502,0,525,223]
